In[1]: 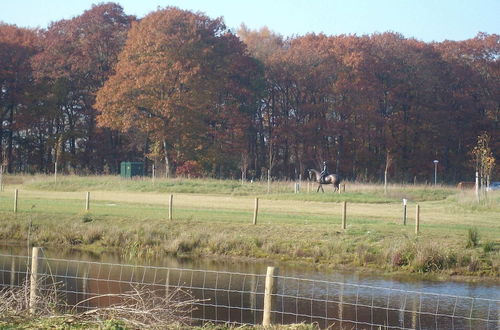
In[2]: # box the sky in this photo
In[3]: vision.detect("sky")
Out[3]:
[0,0,499,42]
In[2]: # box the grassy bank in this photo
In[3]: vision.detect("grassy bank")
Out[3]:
[0,175,498,280]
[0,316,318,329]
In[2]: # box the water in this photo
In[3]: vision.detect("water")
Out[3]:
[0,245,498,329]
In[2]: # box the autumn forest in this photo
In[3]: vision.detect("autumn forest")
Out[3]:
[0,3,498,182]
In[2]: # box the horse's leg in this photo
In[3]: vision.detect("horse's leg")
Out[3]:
[316,184,321,193]
[320,184,324,193]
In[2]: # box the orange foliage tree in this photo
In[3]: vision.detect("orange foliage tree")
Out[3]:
[96,7,262,177]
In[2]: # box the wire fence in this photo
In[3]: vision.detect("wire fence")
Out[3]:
[1,252,498,329]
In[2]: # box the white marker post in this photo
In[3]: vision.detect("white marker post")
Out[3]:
[403,198,407,226]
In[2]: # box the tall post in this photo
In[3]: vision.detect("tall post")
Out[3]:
[253,198,259,225]
[262,266,278,326]
[339,282,344,327]
[433,160,439,186]
[152,163,155,185]
[342,201,347,230]
[415,204,420,235]
[250,274,257,322]
[10,257,15,288]
[29,247,40,314]
[168,194,173,220]
[82,268,89,308]
[267,169,271,194]
[85,192,90,211]
[14,189,18,213]
[165,269,170,298]
[403,199,407,226]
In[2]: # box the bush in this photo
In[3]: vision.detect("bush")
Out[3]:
[82,213,93,223]
[483,241,495,253]
[175,160,203,178]
[412,244,447,273]
[466,227,480,248]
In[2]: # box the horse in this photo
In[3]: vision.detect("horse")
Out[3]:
[308,169,341,193]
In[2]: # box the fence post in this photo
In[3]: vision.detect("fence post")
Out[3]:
[339,282,344,327]
[165,269,170,298]
[403,199,407,225]
[253,198,259,225]
[85,192,90,211]
[168,194,173,220]
[415,204,420,235]
[342,201,347,230]
[10,257,15,288]
[29,247,40,314]
[14,189,18,213]
[262,266,278,326]
[82,268,89,307]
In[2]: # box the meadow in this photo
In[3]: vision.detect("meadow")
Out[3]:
[0,174,498,280]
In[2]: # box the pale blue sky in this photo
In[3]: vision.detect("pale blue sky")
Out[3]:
[1,0,498,42]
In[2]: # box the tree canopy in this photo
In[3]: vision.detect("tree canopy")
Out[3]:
[1,3,498,181]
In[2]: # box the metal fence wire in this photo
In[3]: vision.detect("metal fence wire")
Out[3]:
[0,252,498,329]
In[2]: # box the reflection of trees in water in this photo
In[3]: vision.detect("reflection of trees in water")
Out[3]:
[1,254,498,329]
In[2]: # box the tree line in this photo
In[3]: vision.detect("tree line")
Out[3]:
[0,3,498,182]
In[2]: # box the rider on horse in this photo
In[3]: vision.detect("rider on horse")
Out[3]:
[320,161,329,184]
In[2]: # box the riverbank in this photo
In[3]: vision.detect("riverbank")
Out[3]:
[0,315,317,329]
[0,175,498,281]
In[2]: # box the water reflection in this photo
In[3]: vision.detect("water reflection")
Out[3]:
[0,245,498,329]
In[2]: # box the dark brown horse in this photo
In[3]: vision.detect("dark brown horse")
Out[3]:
[308,169,341,193]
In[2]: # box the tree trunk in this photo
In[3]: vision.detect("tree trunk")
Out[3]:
[163,140,170,178]
[7,107,14,173]
[384,151,392,195]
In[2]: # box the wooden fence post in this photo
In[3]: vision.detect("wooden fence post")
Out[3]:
[165,269,170,298]
[168,194,173,220]
[253,198,259,225]
[262,266,278,326]
[29,247,40,314]
[403,199,407,226]
[14,189,18,213]
[85,192,90,211]
[342,201,347,230]
[415,204,420,234]
[10,257,15,288]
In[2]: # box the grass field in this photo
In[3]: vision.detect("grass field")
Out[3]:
[0,174,498,280]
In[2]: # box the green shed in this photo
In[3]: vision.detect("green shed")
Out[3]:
[120,162,144,178]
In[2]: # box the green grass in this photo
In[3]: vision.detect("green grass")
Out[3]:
[0,174,498,279]
[21,174,455,202]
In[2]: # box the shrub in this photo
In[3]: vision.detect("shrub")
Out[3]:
[483,241,495,253]
[412,244,446,273]
[82,213,93,223]
[466,227,480,248]
[175,160,203,178]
